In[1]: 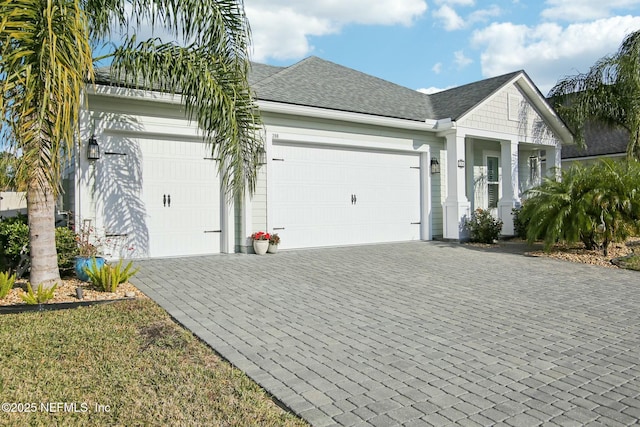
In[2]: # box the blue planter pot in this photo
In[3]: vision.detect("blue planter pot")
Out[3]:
[75,256,106,282]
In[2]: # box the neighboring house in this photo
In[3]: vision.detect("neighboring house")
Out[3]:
[67,56,572,259]
[0,192,26,218]
[561,122,629,167]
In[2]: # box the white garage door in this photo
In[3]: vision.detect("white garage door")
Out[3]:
[99,134,221,258]
[270,143,421,249]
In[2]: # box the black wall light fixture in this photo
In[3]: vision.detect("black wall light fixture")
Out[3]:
[87,135,100,160]
[430,157,440,174]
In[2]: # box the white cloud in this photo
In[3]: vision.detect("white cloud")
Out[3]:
[471,16,640,94]
[417,86,453,94]
[432,62,443,74]
[542,0,640,21]
[454,50,473,68]
[433,5,465,30]
[433,3,501,31]
[468,5,501,24]
[245,0,428,61]
[434,0,475,5]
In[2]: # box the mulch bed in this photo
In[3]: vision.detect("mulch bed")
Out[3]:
[467,237,640,269]
[0,278,147,307]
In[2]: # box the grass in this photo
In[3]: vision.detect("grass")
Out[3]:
[615,253,640,271]
[0,299,308,426]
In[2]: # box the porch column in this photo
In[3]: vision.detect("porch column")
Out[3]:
[546,144,562,180]
[443,132,470,240]
[498,139,520,235]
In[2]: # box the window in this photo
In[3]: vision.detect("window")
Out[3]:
[529,156,540,184]
[487,156,499,208]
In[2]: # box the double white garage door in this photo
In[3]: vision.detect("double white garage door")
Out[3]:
[270,143,422,249]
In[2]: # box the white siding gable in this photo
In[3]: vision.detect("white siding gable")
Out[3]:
[457,83,558,145]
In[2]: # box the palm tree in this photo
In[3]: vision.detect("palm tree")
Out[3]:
[549,29,640,159]
[1,0,261,287]
[520,160,640,255]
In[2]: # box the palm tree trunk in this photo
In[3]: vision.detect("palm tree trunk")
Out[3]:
[27,178,60,288]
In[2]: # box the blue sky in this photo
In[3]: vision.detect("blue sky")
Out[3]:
[245,0,640,95]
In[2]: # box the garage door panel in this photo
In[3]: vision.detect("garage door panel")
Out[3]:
[271,143,421,249]
[100,135,220,258]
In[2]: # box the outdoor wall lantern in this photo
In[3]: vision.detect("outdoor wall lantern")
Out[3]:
[457,159,465,168]
[87,135,100,160]
[430,157,440,174]
[258,146,267,165]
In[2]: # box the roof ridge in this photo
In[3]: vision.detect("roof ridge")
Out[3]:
[251,57,316,89]
[430,70,523,97]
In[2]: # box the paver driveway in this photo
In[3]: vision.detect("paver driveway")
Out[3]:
[131,242,640,426]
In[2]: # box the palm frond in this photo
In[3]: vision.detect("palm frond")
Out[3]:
[0,0,94,195]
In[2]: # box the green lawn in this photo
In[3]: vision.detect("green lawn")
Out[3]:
[0,299,308,426]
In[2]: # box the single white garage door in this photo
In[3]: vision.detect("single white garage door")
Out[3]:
[99,134,221,258]
[270,143,421,249]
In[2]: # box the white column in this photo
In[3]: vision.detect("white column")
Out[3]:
[546,144,562,180]
[239,189,253,254]
[498,139,520,235]
[419,150,431,240]
[220,191,235,253]
[443,132,470,240]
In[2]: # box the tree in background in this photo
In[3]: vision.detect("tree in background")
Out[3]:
[0,151,17,191]
[549,29,640,159]
[0,0,261,287]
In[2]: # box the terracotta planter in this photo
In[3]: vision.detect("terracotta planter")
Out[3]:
[253,240,269,255]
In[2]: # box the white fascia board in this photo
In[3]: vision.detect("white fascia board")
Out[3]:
[562,152,625,162]
[258,100,440,132]
[87,84,184,104]
[271,130,430,153]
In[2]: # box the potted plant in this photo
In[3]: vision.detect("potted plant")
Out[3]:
[251,231,270,255]
[75,225,106,281]
[268,233,280,254]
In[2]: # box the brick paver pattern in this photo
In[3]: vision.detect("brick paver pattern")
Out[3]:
[132,242,640,426]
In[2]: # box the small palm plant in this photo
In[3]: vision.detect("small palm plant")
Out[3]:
[520,160,640,255]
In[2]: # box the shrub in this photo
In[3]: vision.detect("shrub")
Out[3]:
[86,259,138,292]
[520,160,640,255]
[0,214,80,275]
[55,227,79,275]
[465,209,503,243]
[511,205,529,240]
[0,271,16,299]
[0,215,29,272]
[20,283,57,305]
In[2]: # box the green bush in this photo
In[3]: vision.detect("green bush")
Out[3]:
[0,214,79,275]
[0,215,29,272]
[55,227,79,275]
[464,208,503,243]
[86,259,138,292]
[511,205,528,240]
[520,160,640,255]
[0,271,16,299]
[20,282,57,305]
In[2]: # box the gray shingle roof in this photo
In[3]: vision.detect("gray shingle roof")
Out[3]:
[94,56,530,124]
[250,56,434,121]
[561,122,628,159]
[428,71,522,120]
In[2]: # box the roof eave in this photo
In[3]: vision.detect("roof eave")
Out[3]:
[258,100,440,132]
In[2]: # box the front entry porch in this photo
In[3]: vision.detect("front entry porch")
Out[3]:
[442,131,561,239]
